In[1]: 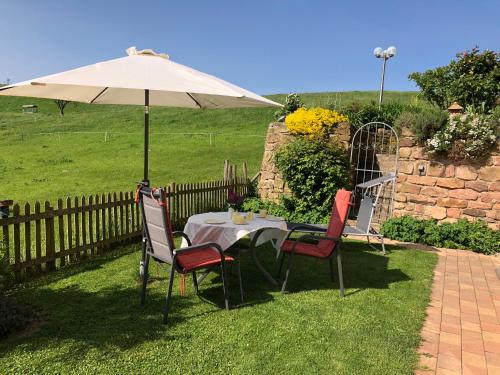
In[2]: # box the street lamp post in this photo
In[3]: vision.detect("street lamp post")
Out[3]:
[373,46,397,108]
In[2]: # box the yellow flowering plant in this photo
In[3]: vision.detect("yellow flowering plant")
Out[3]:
[285,107,348,138]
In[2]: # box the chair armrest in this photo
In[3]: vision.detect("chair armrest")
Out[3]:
[172,231,192,246]
[286,223,327,240]
[173,242,225,262]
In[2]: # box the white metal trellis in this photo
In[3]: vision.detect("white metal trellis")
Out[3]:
[349,122,399,223]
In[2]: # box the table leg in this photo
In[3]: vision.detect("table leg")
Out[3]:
[196,266,215,285]
[249,229,280,287]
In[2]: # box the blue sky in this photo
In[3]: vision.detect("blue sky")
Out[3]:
[0,0,498,94]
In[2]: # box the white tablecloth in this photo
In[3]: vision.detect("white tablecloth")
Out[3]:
[181,212,288,251]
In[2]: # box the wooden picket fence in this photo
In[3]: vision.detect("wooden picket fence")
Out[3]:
[0,178,250,281]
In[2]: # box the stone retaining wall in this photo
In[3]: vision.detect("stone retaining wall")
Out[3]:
[257,121,351,202]
[257,122,499,229]
[394,129,499,229]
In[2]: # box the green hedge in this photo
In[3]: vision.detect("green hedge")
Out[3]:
[380,216,500,255]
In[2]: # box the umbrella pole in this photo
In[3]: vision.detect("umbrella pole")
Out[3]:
[143,89,150,186]
[140,89,150,280]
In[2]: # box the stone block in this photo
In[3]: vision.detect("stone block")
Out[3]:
[463,208,486,217]
[448,189,479,200]
[266,132,280,143]
[437,198,468,208]
[399,161,414,174]
[405,203,415,211]
[407,175,436,186]
[261,171,274,180]
[394,193,407,202]
[456,165,478,180]
[444,165,455,177]
[407,194,436,205]
[436,178,464,189]
[399,147,412,158]
[468,200,492,210]
[427,162,445,177]
[425,206,447,220]
[492,156,500,166]
[447,207,461,219]
[397,175,407,183]
[398,183,420,194]
[262,151,273,163]
[394,201,406,210]
[479,166,499,182]
[465,180,489,192]
[490,181,500,191]
[412,147,427,160]
[401,128,414,137]
[399,138,415,147]
[420,186,448,197]
[481,192,500,204]
[415,204,425,213]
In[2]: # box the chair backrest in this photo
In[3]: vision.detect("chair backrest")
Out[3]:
[355,196,375,233]
[140,188,175,264]
[325,189,352,240]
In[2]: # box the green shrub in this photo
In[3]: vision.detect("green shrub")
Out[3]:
[409,47,500,111]
[339,101,407,127]
[381,216,500,255]
[394,106,448,142]
[242,197,330,224]
[274,93,304,121]
[274,138,350,217]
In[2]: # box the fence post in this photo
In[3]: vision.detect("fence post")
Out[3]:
[13,204,21,281]
[45,202,56,271]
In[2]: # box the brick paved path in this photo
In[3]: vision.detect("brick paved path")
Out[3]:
[417,249,500,375]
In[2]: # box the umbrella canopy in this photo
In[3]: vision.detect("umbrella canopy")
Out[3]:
[0,47,281,183]
[0,47,280,108]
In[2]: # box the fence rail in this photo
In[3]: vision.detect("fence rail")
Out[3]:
[1,178,250,281]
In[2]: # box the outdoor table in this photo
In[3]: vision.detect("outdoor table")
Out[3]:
[181,212,288,287]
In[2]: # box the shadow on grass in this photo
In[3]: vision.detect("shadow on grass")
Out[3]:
[245,241,411,296]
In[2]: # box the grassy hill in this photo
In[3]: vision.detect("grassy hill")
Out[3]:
[0,91,416,203]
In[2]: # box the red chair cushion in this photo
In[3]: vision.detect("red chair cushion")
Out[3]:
[176,247,233,273]
[281,239,334,258]
[326,189,352,239]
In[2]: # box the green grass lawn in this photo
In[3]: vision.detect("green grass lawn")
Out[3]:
[0,91,416,204]
[0,241,436,374]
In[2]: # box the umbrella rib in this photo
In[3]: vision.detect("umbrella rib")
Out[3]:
[89,87,109,104]
[186,93,202,108]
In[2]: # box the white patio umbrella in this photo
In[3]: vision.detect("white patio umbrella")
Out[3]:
[0,46,281,185]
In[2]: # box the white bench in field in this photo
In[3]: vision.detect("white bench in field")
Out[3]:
[22,104,38,114]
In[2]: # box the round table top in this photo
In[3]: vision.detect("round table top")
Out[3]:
[182,212,288,251]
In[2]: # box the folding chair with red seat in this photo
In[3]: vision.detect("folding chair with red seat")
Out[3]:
[138,187,234,324]
[277,189,352,297]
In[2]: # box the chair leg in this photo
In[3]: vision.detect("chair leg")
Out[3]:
[328,256,335,283]
[140,253,150,306]
[380,236,386,255]
[192,271,199,295]
[220,264,230,310]
[277,252,285,280]
[336,248,345,298]
[163,263,176,325]
[281,253,294,294]
[237,249,244,303]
